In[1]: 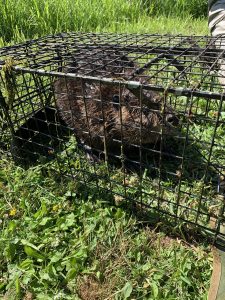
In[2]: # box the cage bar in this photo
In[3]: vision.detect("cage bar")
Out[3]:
[1,32,225,245]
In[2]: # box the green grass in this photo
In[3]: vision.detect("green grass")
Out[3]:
[0,158,212,299]
[0,0,214,299]
[0,0,208,45]
[143,0,208,18]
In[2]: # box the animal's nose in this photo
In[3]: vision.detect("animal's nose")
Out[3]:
[143,108,150,116]
[166,114,179,126]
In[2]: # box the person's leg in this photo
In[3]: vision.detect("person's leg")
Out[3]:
[209,1,225,85]
[209,0,225,36]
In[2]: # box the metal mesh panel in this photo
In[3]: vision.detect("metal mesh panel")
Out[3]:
[1,32,225,245]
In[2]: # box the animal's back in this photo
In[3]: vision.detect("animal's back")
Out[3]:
[54,49,178,154]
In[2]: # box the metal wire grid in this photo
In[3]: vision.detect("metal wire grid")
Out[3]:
[1,33,225,244]
[0,32,225,94]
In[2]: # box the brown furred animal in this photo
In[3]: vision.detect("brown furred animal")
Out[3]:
[54,49,178,155]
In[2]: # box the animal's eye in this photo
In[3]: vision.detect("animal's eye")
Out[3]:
[143,108,150,116]
[112,95,120,104]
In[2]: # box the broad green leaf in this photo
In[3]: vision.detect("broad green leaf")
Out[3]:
[19,259,33,270]
[50,252,63,263]
[40,272,51,281]
[122,282,133,299]
[66,268,77,281]
[142,262,151,271]
[34,202,47,219]
[24,245,45,260]
[22,274,33,285]
[151,281,159,298]
[39,217,52,226]
[181,275,192,286]
[8,220,17,232]
[65,213,76,227]
[21,239,41,251]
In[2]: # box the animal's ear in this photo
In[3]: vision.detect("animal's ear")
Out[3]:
[112,94,120,109]
[65,59,78,73]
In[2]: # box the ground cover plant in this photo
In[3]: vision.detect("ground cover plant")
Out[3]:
[0,0,214,299]
[0,157,212,299]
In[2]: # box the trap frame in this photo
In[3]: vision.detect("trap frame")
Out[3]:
[1,32,225,245]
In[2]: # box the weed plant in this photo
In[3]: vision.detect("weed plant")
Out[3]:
[0,158,212,299]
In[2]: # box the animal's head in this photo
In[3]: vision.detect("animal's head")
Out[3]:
[97,84,179,145]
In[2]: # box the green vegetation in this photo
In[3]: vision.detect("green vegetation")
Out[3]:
[0,0,208,45]
[0,158,212,299]
[143,0,208,18]
[0,0,213,299]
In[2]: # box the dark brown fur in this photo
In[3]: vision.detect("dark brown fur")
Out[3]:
[54,50,178,153]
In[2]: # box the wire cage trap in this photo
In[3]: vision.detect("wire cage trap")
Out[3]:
[1,32,225,245]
